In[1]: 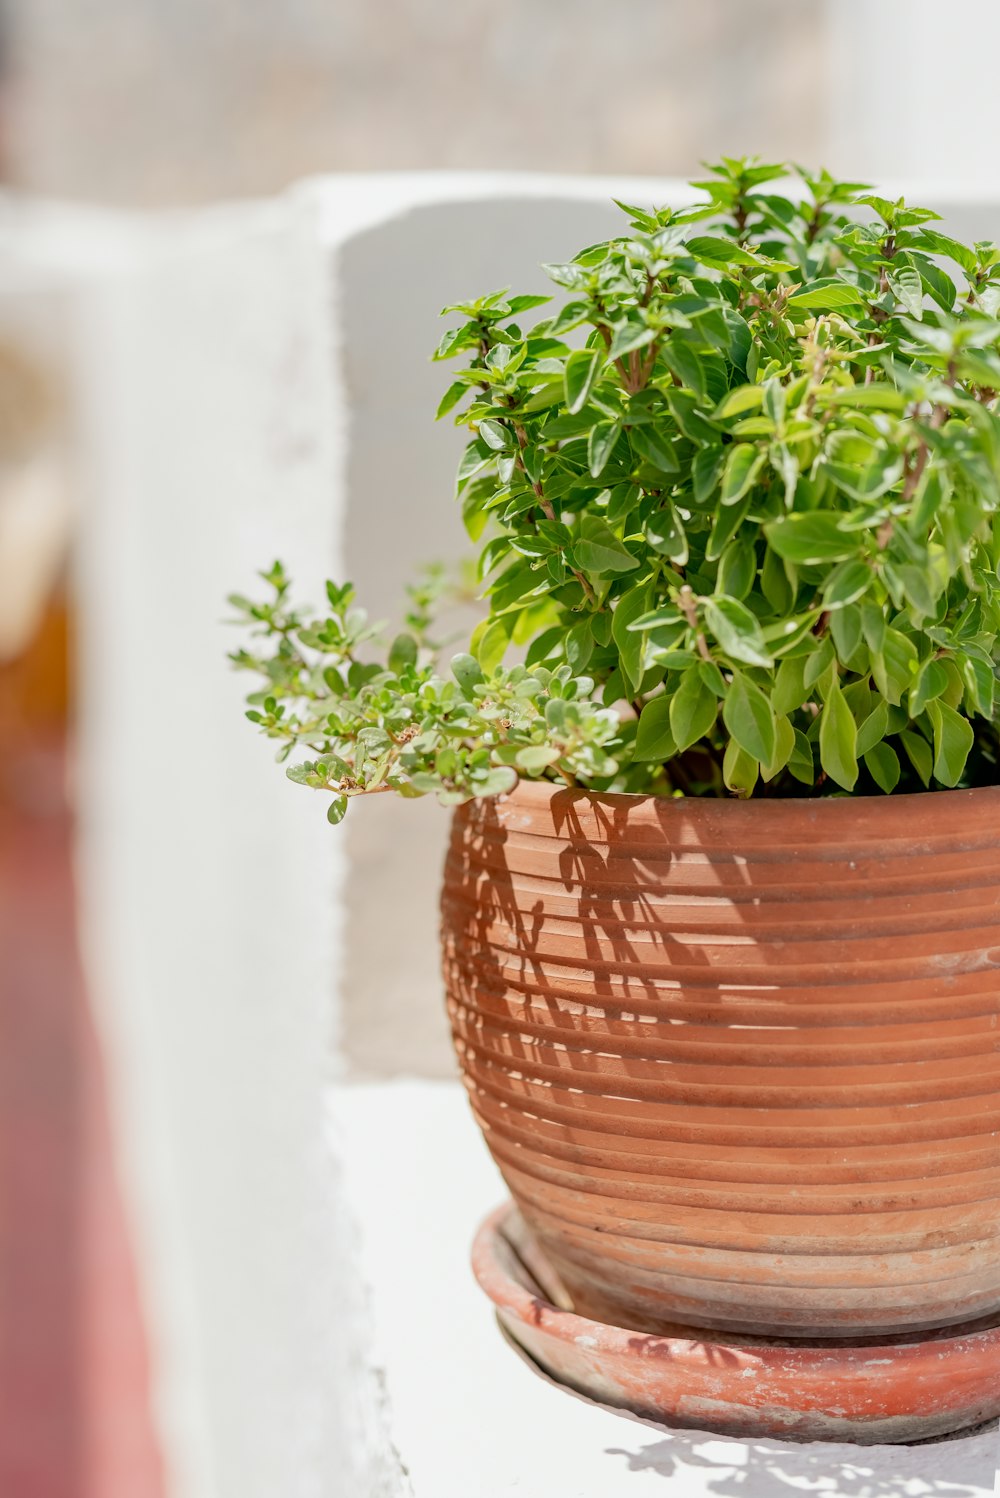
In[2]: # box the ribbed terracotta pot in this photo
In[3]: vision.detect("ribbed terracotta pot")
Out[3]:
[441,779,1000,1341]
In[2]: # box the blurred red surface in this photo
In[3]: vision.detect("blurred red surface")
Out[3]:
[0,729,164,1498]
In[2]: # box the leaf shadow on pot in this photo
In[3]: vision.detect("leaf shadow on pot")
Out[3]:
[442,786,754,1338]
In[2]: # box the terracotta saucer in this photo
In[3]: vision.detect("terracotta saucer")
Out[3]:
[472,1203,1000,1444]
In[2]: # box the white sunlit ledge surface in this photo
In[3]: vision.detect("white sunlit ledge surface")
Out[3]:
[331,1079,998,1498]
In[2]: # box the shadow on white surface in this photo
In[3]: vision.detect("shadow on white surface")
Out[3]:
[604,1434,998,1497]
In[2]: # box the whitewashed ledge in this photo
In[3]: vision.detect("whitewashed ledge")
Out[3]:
[2,172,995,1497]
[331,1079,998,1498]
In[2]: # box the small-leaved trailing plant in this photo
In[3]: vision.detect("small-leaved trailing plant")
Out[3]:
[230,157,1000,823]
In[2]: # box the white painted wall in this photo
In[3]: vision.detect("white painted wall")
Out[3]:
[68,191,397,1498]
[825,0,1000,190]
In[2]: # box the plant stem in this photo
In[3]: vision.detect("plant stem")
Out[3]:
[508,414,597,606]
[678,585,711,661]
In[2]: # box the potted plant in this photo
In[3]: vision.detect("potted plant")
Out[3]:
[230,159,1000,1432]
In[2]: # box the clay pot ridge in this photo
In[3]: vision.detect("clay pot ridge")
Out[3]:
[441,779,1000,1340]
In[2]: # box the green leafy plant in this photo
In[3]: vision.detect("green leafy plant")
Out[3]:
[231,158,1000,819]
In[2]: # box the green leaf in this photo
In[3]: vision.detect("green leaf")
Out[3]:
[720,444,766,506]
[888,266,924,319]
[766,512,857,565]
[515,745,561,773]
[660,337,707,400]
[286,760,316,784]
[704,596,772,668]
[960,654,995,718]
[804,636,835,689]
[436,380,467,420]
[896,563,937,620]
[860,602,887,656]
[872,627,919,706]
[478,417,512,451]
[900,729,933,787]
[692,445,725,504]
[909,657,949,717]
[645,502,688,565]
[472,616,510,673]
[451,652,484,691]
[723,671,776,764]
[630,425,678,473]
[912,229,977,275]
[762,713,796,782]
[824,430,904,501]
[706,495,751,559]
[588,420,621,477]
[606,481,641,522]
[829,603,864,665]
[761,546,794,613]
[787,278,866,311]
[773,655,810,715]
[715,384,765,420]
[855,699,889,757]
[478,766,520,797]
[326,795,348,825]
[716,538,757,600]
[686,235,793,271]
[763,612,819,657]
[388,632,418,673]
[612,580,653,695]
[565,617,594,673]
[574,516,639,575]
[507,293,552,314]
[563,347,601,414]
[607,320,657,360]
[787,728,815,785]
[634,697,677,762]
[864,741,900,794]
[722,739,759,796]
[822,560,872,610]
[826,385,905,412]
[819,679,858,791]
[670,666,719,752]
[926,700,974,787]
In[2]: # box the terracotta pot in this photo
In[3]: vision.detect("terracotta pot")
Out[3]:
[441,779,1000,1340]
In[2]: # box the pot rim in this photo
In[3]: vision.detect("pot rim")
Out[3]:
[499,775,1000,818]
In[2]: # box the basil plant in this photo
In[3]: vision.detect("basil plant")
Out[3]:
[231,158,1000,822]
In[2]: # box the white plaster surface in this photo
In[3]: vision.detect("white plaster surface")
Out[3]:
[334,1079,998,1498]
[826,1,1000,191]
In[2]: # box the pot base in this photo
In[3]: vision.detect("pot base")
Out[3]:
[473,1203,1000,1445]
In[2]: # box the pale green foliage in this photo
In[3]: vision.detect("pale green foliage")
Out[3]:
[229,565,620,818]
[233,159,1000,818]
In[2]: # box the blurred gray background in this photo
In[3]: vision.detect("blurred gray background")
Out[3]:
[4,2,824,202]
